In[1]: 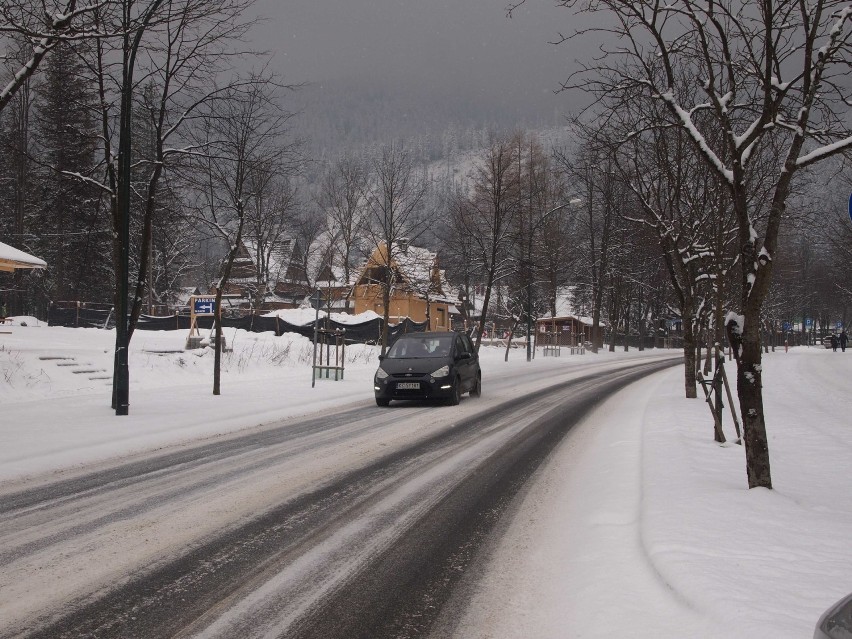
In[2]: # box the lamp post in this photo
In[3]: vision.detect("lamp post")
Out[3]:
[113,0,166,415]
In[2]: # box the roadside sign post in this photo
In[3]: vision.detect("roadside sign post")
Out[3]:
[186,295,217,350]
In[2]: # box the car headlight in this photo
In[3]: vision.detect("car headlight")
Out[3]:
[376,367,388,379]
[431,365,450,378]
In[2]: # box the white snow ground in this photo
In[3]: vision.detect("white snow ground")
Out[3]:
[1,316,849,638]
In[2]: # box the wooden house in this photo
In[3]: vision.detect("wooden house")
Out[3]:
[350,240,459,331]
[534,288,595,345]
[535,315,593,346]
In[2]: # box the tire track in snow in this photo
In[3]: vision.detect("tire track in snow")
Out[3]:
[1,356,679,639]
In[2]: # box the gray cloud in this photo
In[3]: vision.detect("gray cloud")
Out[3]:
[251,0,581,121]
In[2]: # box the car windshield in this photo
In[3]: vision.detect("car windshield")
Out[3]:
[386,335,453,358]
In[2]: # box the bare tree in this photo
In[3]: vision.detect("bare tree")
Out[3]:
[450,133,519,351]
[555,140,618,353]
[291,203,333,291]
[188,77,298,395]
[395,243,444,330]
[318,154,370,311]
[32,0,264,412]
[611,112,721,397]
[361,141,429,355]
[243,167,298,312]
[439,184,479,328]
[512,132,569,361]
[125,0,258,337]
[520,0,852,489]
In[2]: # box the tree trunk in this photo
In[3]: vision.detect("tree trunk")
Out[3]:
[380,278,391,357]
[703,331,713,375]
[504,318,521,362]
[682,317,698,399]
[213,287,223,396]
[728,316,772,489]
[474,274,494,352]
[738,330,772,489]
[212,216,245,396]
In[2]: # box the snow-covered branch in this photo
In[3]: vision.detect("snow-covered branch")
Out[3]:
[0,0,113,113]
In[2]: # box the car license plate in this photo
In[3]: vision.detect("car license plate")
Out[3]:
[397,382,419,390]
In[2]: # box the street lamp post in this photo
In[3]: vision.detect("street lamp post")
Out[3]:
[112,0,166,415]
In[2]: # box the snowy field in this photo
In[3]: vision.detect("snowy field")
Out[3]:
[0,316,850,638]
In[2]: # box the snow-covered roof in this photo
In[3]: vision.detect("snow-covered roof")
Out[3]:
[0,241,47,272]
[241,236,296,283]
[241,233,342,289]
[304,229,340,285]
[172,287,201,306]
[261,307,383,325]
[539,287,577,319]
[536,288,598,325]
[392,242,436,288]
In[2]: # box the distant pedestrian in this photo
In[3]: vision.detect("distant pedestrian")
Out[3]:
[831,333,838,351]
[841,330,848,353]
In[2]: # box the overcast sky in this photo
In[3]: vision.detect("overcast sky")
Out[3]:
[251,0,583,122]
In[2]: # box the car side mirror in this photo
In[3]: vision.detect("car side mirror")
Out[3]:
[815,592,852,639]
[457,352,471,360]
[378,354,385,361]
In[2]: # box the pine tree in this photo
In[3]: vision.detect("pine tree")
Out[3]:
[0,42,41,316]
[33,42,111,304]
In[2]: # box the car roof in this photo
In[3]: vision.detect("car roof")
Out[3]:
[396,332,458,339]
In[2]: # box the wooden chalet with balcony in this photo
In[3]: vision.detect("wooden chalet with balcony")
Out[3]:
[350,239,459,331]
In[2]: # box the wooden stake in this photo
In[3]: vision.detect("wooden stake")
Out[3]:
[696,370,726,443]
[719,363,742,444]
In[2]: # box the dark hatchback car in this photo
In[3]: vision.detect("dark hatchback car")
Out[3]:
[374,331,481,407]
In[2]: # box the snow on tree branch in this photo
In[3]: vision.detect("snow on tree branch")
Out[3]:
[0,0,111,113]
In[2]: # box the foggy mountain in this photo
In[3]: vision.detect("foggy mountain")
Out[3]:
[288,78,570,159]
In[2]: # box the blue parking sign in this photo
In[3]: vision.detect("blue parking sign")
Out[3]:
[193,297,216,315]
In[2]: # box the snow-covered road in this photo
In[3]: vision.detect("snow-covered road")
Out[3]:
[4,322,849,638]
[0,352,677,638]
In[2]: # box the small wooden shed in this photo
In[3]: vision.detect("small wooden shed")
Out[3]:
[0,240,47,272]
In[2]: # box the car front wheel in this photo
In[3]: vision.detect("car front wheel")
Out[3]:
[470,373,481,397]
[446,377,461,406]
[376,397,390,407]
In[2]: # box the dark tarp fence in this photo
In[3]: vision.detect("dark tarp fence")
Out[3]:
[48,305,427,344]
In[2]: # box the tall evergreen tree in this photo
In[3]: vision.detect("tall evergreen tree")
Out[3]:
[34,42,111,304]
[0,41,41,316]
